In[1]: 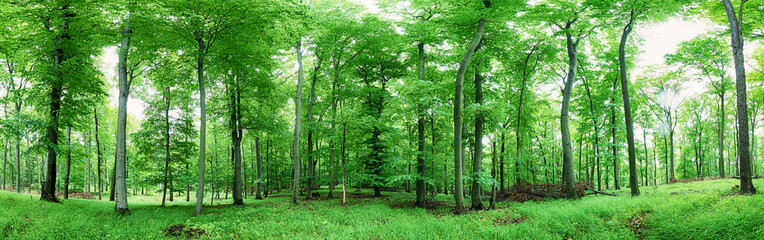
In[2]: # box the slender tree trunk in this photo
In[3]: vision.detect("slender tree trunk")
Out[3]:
[2,141,6,190]
[490,141,497,209]
[618,12,639,195]
[341,122,347,204]
[64,127,72,199]
[231,83,244,206]
[611,78,620,190]
[305,52,321,201]
[114,17,132,214]
[110,155,116,201]
[644,131,650,186]
[561,30,579,198]
[471,55,485,210]
[291,41,305,205]
[454,17,486,211]
[499,133,505,191]
[265,140,270,198]
[194,31,208,215]
[95,109,103,200]
[256,137,263,199]
[162,89,171,207]
[719,94,726,178]
[722,0,755,194]
[416,42,427,205]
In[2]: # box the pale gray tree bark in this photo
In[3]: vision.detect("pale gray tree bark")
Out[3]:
[454,17,486,211]
[291,41,305,205]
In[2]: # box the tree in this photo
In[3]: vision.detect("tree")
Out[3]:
[531,0,604,197]
[667,35,731,179]
[721,0,756,194]
[452,0,490,211]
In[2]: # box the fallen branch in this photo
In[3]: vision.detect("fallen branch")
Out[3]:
[731,175,763,179]
[589,190,617,196]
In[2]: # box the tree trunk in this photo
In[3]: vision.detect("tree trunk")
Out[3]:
[41,5,69,203]
[305,51,321,200]
[617,12,639,195]
[162,89,171,207]
[499,133,505,191]
[561,30,579,198]
[265,140,270,198]
[231,83,244,206]
[110,156,116,201]
[194,31,208,215]
[256,137,263,199]
[95,109,103,200]
[415,42,427,205]
[611,78,620,190]
[454,17,486,211]
[722,0,755,194]
[114,17,132,214]
[64,127,72,199]
[341,122,347,204]
[471,55,485,210]
[291,41,305,205]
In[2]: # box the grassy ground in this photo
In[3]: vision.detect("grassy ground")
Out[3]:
[1,179,762,239]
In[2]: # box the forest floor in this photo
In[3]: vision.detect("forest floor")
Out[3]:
[1,178,763,239]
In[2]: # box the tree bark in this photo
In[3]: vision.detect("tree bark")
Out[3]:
[114,16,132,214]
[582,73,602,191]
[472,55,485,210]
[561,29,579,198]
[722,0,756,194]
[454,17,486,211]
[230,81,244,206]
[94,109,103,200]
[162,89,171,207]
[41,4,69,203]
[612,79,620,190]
[416,42,427,205]
[618,11,639,195]
[194,31,207,215]
[291,41,305,205]
[64,127,72,199]
[256,137,263,199]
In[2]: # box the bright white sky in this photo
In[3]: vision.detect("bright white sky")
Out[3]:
[101,1,736,123]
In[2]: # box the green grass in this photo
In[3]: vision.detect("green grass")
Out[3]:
[1,179,762,239]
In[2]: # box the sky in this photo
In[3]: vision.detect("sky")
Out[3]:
[101,0,726,123]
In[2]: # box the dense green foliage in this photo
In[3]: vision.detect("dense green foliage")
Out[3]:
[1,0,763,236]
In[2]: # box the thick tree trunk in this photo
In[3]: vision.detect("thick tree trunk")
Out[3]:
[561,30,578,198]
[618,12,640,195]
[194,31,207,215]
[41,5,69,203]
[416,42,427,205]
[64,127,71,199]
[454,17,486,211]
[722,0,756,194]
[291,41,305,205]
[114,18,131,214]
[256,137,263,199]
